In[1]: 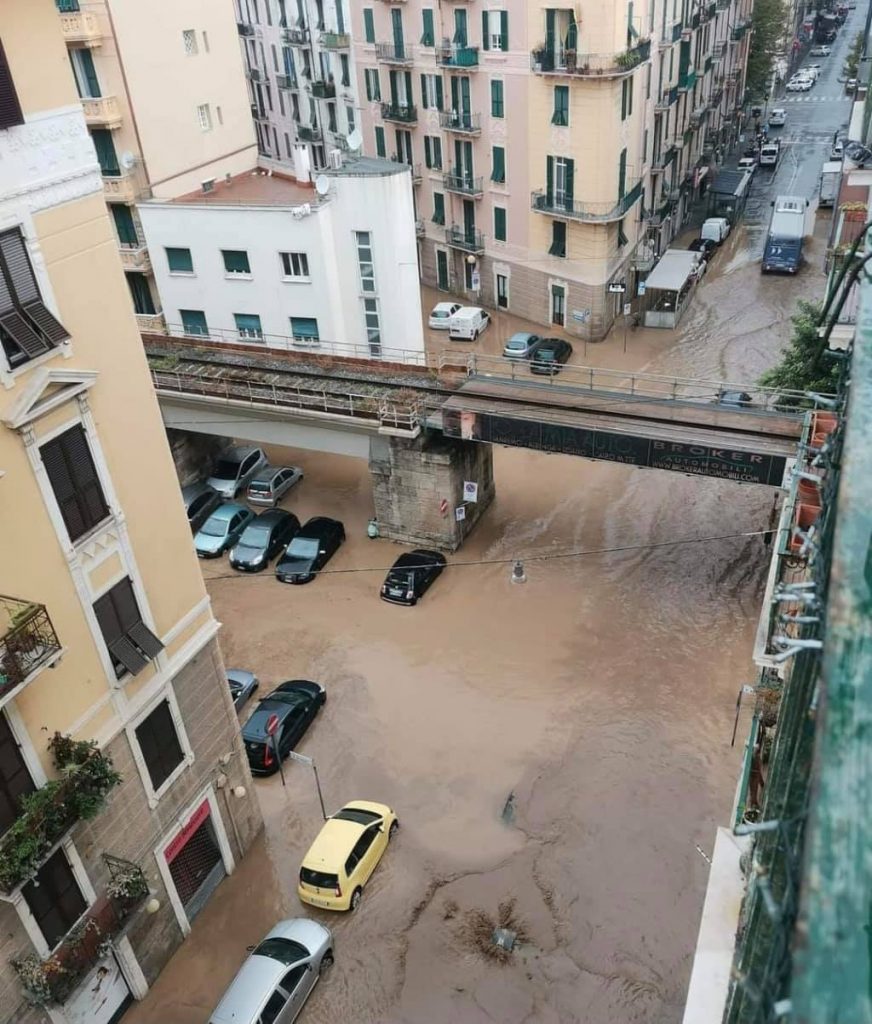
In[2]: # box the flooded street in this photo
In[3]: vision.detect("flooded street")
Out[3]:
[128,165,834,1022]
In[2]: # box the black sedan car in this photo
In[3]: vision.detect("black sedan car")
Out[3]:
[530,338,573,375]
[241,680,326,775]
[229,509,300,572]
[380,549,447,606]
[275,516,345,584]
[689,237,717,258]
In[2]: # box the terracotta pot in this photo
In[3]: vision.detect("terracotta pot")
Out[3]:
[811,411,837,437]
[797,478,822,507]
[789,502,820,552]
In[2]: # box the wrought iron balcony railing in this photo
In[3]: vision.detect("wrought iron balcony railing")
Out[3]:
[375,41,414,64]
[531,38,650,77]
[445,225,485,253]
[0,597,61,702]
[310,79,336,99]
[443,170,484,196]
[381,102,417,123]
[531,180,643,222]
[439,110,481,134]
[437,44,480,68]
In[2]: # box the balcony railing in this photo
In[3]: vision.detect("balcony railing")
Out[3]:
[102,171,137,203]
[531,39,650,77]
[246,67,264,83]
[236,20,255,36]
[437,44,480,68]
[298,124,321,142]
[672,21,684,41]
[310,78,336,98]
[445,225,485,254]
[118,244,151,273]
[134,312,166,335]
[0,598,61,704]
[381,101,417,123]
[320,31,350,49]
[531,180,643,223]
[375,41,414,64]
[81,95,122,129]
[655,86,679,110]
[55,0,81,10]
[283,26,309,45]
[13,858,148,1006]
[415,218,425,236]
[276,73,297,90]
[731,23,747,40]
[58,10,101,45]
[443,170,484,197]
[439,110,481,134]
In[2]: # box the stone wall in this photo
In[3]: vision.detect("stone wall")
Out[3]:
[166,429,226,487]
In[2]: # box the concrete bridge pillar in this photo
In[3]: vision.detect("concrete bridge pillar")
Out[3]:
[369,432,494,551]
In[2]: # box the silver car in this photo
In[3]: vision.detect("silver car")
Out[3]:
[227,669,259,713]
[503,332,542,359]
[247,465,303,507]
[209,919,333,1024]
[208,447,268,499]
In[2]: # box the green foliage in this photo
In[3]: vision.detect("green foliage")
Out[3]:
[759,300,840,399]
[746,0,789,100]
[845,31,864,78]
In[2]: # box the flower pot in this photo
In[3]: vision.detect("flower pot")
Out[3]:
[811,411,837,437]
[789,502,820,552]
[797,478,822,507]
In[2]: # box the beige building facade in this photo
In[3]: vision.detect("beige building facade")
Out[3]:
[352,0,751,340]
[55,0,257,330]
[0,4,261,1023]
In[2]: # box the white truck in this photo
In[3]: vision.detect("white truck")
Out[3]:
[819,161,841,207]
[759,140,781,167]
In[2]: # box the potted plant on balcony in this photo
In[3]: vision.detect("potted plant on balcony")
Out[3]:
[565,48,577,70]
[532,44,546,71]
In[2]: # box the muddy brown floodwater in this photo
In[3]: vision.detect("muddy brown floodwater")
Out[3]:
[125,222,827,1024]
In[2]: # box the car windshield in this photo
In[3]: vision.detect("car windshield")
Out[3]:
[212,459,241,479]
[239,525,271,546]
[300,868,339,888]
[248,480,272,493]
[333,807,381,826]
[268,691,309,707]
[506,337,528,349]
[537,349,556,361]
[254,937,309,965]
[200,517,228,537]
[286,537,320,558]
[432,310,450,318]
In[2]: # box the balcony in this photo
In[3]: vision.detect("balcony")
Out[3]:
[672,21,684,41]
[13,858,148,1006]
[0,598,61,706]
[375,41,414,65]
[439,110,481,134]
[704,54,713,72]
[102,171,137,203]
[446,225,485,254]
[437,44,480,68]
[81,95,121,129]
[134,312,166,335]
[678,69,698,90]
[691,10,701,28]
[415,219,425,237]
[236,20,255,36]
[283,26,309,45]
[320,31,350,49]
[298,124,321,142]
[531,39,650,78]
[713,40,727,57]
[247,67,265,83]
[58,10,101,46]
[531,180,643,222]
[251,103,269,122]
[655,86,678,111]
[731,23,747,41]
[276,73,297,90]
[381,101,417,123]
[119,244,151,273]
[310,78,336,99]
[443,170,484,197]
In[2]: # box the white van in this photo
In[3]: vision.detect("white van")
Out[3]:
[701,217,731,245]
[448,306,491,341]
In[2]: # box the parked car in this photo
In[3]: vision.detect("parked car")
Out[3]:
[241,680,326,775]
[737,156,758,175]
[208,446,268,499]
[380,549,447,606]
[230,509,301,572]
[275,517,345,584]
[298,801,398,912]
[195,503,256,558]
[447,306,490,341]
[716,389,753,408]
[803,65,820,81]
[247,465,303,507]
[786,76,812,92]
[530,338,573,375]
[701,217,731,245]
[227,669,259,713]
[689,237,717,258]
[502,332,543,359]
[428,301,462,329]
[810,45,831,56]
[846,77,858,94]
[768,108,787,127]
[832,137,846,160]
[181,482,222,535]
[207,918,333,1024]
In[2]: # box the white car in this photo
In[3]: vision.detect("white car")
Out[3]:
[769,108,787,126]
[810,45,831,56]
[428,302,461,329]
[738,156,758,175]
[786,77,812,92]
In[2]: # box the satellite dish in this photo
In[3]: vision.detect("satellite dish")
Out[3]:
[120,151,136,170]
[314,174,330,196]
[347,128,362,152]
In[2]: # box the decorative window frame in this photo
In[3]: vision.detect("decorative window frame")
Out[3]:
[126,683,194,809]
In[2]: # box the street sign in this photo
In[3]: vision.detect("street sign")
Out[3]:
[463,481,478,503]
[571,309,591,323]
[638,281,647,296]
[471,270,481,291]
[265,713,280,736]
[608,281,626,293]
[455,505,466,522]
[287,750,313,766]
[623,302,632,316]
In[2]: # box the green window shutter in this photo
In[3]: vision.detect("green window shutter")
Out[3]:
[180,310,208,336]
[111,204,137,246]
[234,313,262,337]
[494,206,506,241]
[365,71,373,101]
[290,317,319,340]
[491,79,503,117]
[500,12,509,51]
[545,9,556,54]
[621,80,627,120]
[223,250,251,274]
[432,191,445,224]
[421,73,429,109]
[434,136,442,168]
[79,49,101,98]
[565,158,574,204]
[552,86,568,126]
[618,148,627,197]
[91,129,119,175]
[546,155,554,205]
[373,71,381,100]
[424,136,432,168]
[617,219,628,247]
[421,8,434,46]
[567,14,578,49]
[628,76,633,116]
[491,145,505,183]
[482,11,490,50]
[549,221,566,258]
[435,77,443,111]
[375,125,385,157]
[126,272,155,314]
[363,8,375,43]
[166,247,193,273]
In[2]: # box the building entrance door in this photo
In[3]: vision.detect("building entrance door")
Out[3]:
[165,802,225,923]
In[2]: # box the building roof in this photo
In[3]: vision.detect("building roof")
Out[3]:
[167,170,318,207]
[644,249,701,291]
[324,155,411,178]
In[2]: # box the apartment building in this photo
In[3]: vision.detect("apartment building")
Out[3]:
[234,0,361,174]
[352,0,751,340]
[54,0,257,330]
[0,4,262,1023]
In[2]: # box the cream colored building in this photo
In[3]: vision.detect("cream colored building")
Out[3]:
[55,0,257,329]
[0,4,261,1023]
[352,0,751,340]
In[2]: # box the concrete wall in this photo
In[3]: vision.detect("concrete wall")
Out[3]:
[168,429,226,486]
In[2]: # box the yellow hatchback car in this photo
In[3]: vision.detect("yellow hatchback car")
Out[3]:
[298,800,398,912]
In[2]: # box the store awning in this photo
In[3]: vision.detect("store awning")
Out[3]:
[644,250,701,292]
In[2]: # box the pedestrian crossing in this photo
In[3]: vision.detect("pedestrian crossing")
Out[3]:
[782,94,850,103]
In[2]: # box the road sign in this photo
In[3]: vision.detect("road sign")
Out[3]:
[638,281,647,296]
[265,713,280,736]
[439,497,449,516]
[455,505,466,522]
[572,309,591,323]
[287,750,313,766]
[463,481,479,503]
[623,302,632,316]
[608,281,626,293]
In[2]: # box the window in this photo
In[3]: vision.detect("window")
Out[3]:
[0,227,70,368]
[41,425,109,542]
[182,29,198,55]
[618,147,627,197]
[432,191,445,225]
[491,79,504,117]
[23,850,86,950]
[356,231,376,293]
[203,29,210,52]
[549,220,567,258]
[491,145,505,183]
[346,104,355,132]
[481,10,509,51]
[69,48,101,99]
[260,990,290,1024]
[216,105,223,125]
[166,247,194,274]
[111,204,138,247]
[0,714,36,835]
[621,76,633,120]
[94,576,163,677]
[496,273,508,309]
[552,85,569,126]
[420,73,443,110]
[363,8,375,43]
[234,313,263,339]
[0,39,24,131]
[364,68,381,101]
[290,317,320,344]
[374,125,386,158]
[421,9,435,46]
[424,135,442,169]
[494,206,506,241]
[363,297,381,356]
[327,102,337,133]
[280,251,310,279]
[126,272,155,315]
[340,53,350,87]
[547,155,574,210]
[196,103,212,131]
[617,219,628,247]
[180,309,208,336]
[91,128,120,176]
[135,698,184,792]
[222,249,251,275]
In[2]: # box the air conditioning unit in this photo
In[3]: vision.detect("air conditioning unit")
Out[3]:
[329,149,343,169]
[201,178,216,193]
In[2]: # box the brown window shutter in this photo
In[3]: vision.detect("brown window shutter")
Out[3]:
[108,635,149,676]
[127,620,164,659]
[40,426,108,541]
[0,231,38,304]
[0,41,23,132]
[22,301,70,345]
[0,309,48,358]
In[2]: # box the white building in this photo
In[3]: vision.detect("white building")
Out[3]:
[137,157,425,361]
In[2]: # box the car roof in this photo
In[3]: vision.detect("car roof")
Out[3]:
[453,306,484,316]
[432,301,459,312]
[506,331,536,343]
[255,508,293,526]
[298,516,341,537]
[182,481,217,500]
[250,466,286,484]
[209,503,248,521]
[302,802,391,872]
[392,549,443,568]
[227,669,256,687]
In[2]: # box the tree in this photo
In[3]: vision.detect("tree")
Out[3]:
[845,31,864,78]
[758,300,840,398]
[745,0,789,101]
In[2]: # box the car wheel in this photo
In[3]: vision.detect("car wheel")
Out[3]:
[389,820,399,839]
[319,951,334,975]
[350,888,363,911]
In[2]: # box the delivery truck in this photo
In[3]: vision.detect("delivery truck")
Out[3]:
[819,161,841,207]
[762,195,808,274]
